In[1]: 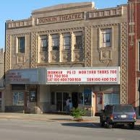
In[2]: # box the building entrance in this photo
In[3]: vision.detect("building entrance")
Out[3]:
[56,92,69,112]
[72,92,78,108]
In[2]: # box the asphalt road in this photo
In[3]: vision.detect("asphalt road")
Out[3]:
[0,119,140,140]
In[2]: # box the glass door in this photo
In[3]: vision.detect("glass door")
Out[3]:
[56,92,62,111]
[56,92,69,112]
[96,93,103,112]
[63,92,69,112]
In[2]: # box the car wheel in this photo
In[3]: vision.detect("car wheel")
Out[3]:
[106,123,113,128]
[129,123,135,129]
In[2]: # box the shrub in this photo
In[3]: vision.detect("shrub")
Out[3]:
[71,108,86,119]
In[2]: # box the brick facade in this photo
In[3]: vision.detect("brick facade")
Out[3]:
[128,0,140,108]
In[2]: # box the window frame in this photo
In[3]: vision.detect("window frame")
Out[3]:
[74,32,83,49]
[13,92,24,106]
[100,28,112,48]
[40,35,48,51]
[63,33,71,50]
[18,37,25,53]
[52,34,59,51]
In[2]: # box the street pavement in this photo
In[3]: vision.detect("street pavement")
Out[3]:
[0,112,140,125]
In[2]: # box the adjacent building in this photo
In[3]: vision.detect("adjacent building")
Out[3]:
[0,48,4,112]
[128,0,140,118]
[4,2,128,116]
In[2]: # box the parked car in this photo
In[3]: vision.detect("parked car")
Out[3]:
[100,104,136,129]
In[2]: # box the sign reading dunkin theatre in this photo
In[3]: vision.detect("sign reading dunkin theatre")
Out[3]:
[38,12,84,24]
[46,67,120,85]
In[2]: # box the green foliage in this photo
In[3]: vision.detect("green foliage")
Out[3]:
[71,108,86,119]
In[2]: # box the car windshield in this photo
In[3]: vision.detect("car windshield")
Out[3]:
[113,105,134,113]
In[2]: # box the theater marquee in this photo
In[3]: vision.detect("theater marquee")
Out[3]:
[46,67,120,85]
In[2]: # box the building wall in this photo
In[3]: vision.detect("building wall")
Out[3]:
[0,49,4,87]
[37,85,51,113]
[128,0,140,107]
[4,2,128,112]
[0,48,4,112]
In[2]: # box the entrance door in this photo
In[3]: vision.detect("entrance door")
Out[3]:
[56,92,62,111]
[96,93,103,112]
[56,92,69,112]
[72,92,78,108]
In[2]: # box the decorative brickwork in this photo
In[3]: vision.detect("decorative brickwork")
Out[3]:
[40,51,48,62]
[62,50,71,62]
[88,7,122,19]
[51,50,59,62]
[120,22,128,104]
[38,27,84,35]
[31,32,37,68]
[85,26,91,67]
[5,35,11,72]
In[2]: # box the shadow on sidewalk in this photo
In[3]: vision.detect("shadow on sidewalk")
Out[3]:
[61,122,100,128]
[61,122,140,130]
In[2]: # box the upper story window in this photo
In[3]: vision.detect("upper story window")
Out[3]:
[18,37,25,53]
[52,34,59,51]
[74,32,82,49]
[40,35,48,51]
[63,33,71,50]
[101,28,112,47]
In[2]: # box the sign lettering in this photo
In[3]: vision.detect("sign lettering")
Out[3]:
[46,68,120,84]
[38,13,84,24]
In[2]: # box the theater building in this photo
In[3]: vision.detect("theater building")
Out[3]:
[4,2,128,116]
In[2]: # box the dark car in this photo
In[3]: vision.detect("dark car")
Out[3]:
[100,104,136,129]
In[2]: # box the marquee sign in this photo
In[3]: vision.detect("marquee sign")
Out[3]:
[46,67,120,85]
[7,69,38,84]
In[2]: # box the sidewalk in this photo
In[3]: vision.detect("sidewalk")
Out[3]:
[0,113,140,124]
[0,113,99,123]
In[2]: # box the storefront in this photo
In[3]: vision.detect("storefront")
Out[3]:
[46,67,120,115]
[6,67,120,116]
[6,68,40,112]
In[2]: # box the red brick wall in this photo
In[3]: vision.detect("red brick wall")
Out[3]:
[128,0,140,106]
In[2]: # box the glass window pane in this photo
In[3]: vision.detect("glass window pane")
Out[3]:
[13,92,24,106]
[40,35,48,51]
[52,34,59,50]
[18,37,25,53]
[101,29,111,47]
[63,34,71,50]
[103,93,119,107]
[41,36,48,47]
[84,88,91,105]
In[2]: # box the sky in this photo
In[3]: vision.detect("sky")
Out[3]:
[0,0,127,49]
